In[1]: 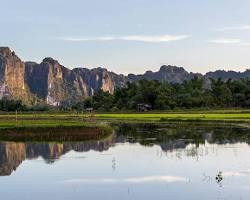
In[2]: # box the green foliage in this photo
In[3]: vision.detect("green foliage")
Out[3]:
[0,98,27,111]
[91,90,114,111]
[77,77,250,111]
[30,103,50,111]
[71,101,85,111]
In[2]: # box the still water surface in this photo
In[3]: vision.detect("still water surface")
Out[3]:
[0,124,250,200]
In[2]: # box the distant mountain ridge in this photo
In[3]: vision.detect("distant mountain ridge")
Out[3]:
[205,69,250,80]
[128,65,201,83]
[0,47,249,105]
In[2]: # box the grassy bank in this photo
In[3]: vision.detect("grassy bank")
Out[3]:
[0,125,112,142]
[0,110,249,129]
[0,110,250,123]
[0,110,249,141]
[0,117,112,142]
[95,112,250,123]
[0,119,102,129]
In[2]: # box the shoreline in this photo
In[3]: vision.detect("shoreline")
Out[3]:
[0,111,249,142]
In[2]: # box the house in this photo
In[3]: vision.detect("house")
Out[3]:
[137,104,152,112]
[85,108,94,113]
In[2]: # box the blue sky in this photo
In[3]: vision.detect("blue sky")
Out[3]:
[1,0,250,74]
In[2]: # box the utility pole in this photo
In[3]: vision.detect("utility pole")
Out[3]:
[15,110,17,122]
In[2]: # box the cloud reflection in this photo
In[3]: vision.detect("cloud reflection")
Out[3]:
[61,175,189,185]
[223,169,250,177]
[59,35,189,43]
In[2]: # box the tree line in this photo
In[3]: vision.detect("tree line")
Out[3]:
[74,77,250,111]
[0,98,50,112]
[1,77,250,112]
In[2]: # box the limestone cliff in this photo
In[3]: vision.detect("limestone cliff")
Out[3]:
[26,60,127,105]
[0,47,32,103]
[72,67,127,96]
[25,58,89,105]
[1,47,250,106]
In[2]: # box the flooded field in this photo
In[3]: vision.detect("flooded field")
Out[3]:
[0,123,250,200]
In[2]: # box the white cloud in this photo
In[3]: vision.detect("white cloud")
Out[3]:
[209,38,242,44]
[59,34,189,43]
[239,42,250,46]
[209,38,250,46]
[223,171,245,177]
[223,169,250,177]
[124,175,188,183]
[120,35,189,43]
[214,25,250,31]
[60,175,189,185]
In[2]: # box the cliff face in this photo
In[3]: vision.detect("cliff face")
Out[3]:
[25,58,89,105]
[1,47,250,106]
[25,60,125,105]
[0,47,32,103]
[72,68,127,96]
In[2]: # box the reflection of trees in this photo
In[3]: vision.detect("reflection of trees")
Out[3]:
[114,123,250,159]
[1,123,250,176]
[115,123,250,146]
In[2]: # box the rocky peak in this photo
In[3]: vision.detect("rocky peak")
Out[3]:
[128,65,198,83]
[25,61,37,66]
[0,47,12,57]
[72,67,116,94]
[144,70,153,75]
[1,46,250,106]
[159,65,185,73]
[42,57,60,66]
[26,57,67,105]
[0,47,31,103]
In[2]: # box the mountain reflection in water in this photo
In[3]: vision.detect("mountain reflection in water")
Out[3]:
[0,133,115,176]
[0,123,250,176]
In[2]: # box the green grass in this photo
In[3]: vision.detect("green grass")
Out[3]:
[0,119,101,129]
[0,118,113,142]
[0,110,249,141]
[0,109,249,129]
[0,115,111,137]
[95,113,250,122]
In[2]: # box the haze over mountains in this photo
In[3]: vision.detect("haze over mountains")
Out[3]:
[0,47,250,106]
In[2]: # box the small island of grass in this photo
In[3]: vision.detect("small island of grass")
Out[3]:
[0,109,249,142]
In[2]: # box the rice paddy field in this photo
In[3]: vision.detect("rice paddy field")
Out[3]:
[0,109,249,128]
[96,112,250,122]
